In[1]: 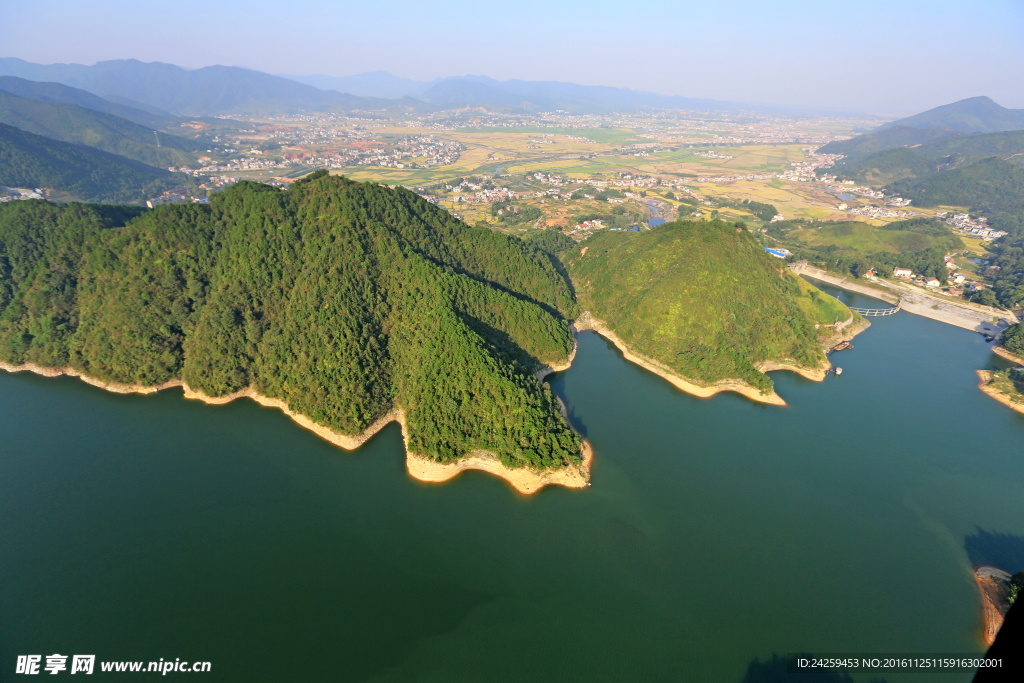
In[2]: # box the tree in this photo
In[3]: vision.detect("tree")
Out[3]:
[1002,322,1024,355]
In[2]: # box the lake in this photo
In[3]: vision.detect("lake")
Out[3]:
[3,284,1023,682]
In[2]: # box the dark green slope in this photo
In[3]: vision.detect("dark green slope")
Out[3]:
[820,130,1024,185]
[885,158,1024,221]
[0,75,174,127]
[0,123,193,204]
[878,96,1024,134]
[819,125,959,158]
[0,175,581,469]
[567,221,849,394]
[825,147,942,185]
[914,129,1024,165]
[0,91,200,167]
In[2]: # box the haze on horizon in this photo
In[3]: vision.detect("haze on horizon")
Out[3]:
[6,0,1024,114]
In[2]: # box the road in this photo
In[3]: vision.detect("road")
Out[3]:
[793,264,1015,334]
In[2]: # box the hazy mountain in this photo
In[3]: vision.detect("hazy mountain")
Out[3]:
[878,96,1024,134]
[282,71,432,98]
[283,70,744,113]
[0,123,192,204]
[0,90,201,167]
[0,58,423,116]
[0,76,172,127]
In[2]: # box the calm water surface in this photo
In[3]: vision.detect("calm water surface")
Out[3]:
[2,285,1023,682]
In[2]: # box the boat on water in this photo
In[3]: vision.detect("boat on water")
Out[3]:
[831,341,853,352]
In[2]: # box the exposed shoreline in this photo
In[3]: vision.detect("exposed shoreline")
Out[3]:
[992,345,1024,366]
[974,566,1011,646]
[0,360,591,495]
[976,370,1024,416]
[575,314,787,405]
[535,337,578,382]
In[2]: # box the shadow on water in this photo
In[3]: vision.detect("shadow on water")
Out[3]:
[740,655,889,683]
[964,527,1024,573]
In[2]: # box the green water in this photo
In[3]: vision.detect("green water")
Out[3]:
[3,285,1023,682]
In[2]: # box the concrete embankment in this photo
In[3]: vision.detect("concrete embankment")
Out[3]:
[797,266,1013,332]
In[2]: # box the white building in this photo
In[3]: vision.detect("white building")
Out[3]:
[893,267,913,278]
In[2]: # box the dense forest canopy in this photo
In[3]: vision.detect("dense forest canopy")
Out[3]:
[0,174,582,470]
[0,123,192,204]
[566,220,848,394]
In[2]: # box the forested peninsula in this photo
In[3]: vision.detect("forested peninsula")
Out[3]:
[1,177,856,491]
[0,172,585,492]
[566,220,855,403]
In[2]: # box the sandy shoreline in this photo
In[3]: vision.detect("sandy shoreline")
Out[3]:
[1,360,591,495]
[976,370,1024,416]
[574,313,854,406]
[992,345,1024,366]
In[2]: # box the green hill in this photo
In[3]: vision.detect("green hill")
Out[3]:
[566,220,848,394]
[824,147,942,185]
[0,174,581,470]
[819,125,960,158]
[913,129,1024,165]
[885,158,1024,230]
[820,129,1024,186]
[0,90,200,167]
[0,123,192,204]
[878,96,1024,134]
[0,75,175,127]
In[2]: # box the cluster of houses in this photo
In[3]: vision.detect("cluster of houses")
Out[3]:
[693,150,733,160]
[145,189,207,208]
[890,259,987,297]
[940,213,1009,240]
[569,219,604,234]
[846,206,918,219]
[0,186,43,202]
[171,156,291,176]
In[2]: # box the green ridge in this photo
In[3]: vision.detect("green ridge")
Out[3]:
[0,174,581,469]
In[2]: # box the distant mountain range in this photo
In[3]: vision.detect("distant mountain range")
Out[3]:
[284,71,742,114]
[878,96,1024,134]
[0,58,421,117]
[0,58,762,116]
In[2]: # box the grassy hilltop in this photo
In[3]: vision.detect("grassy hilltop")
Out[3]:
[566,220,848,394]
[0,173,581,470]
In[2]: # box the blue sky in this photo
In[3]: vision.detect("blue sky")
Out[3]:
[5,0,1023,113]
